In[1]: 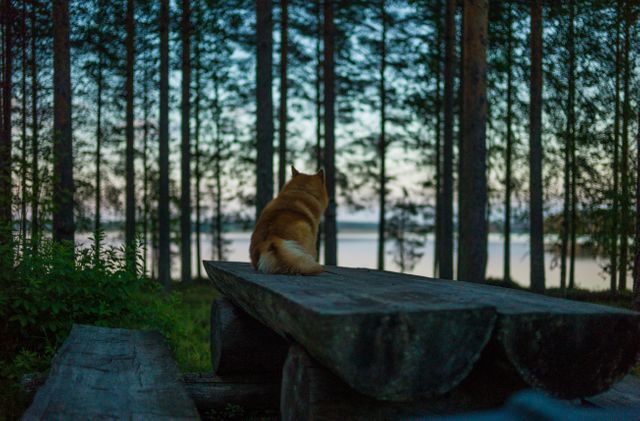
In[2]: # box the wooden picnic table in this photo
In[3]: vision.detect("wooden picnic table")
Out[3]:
[204,261,640,406]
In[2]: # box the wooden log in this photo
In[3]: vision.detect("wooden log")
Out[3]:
[211,298,289,374]
[280,344,517,420]
[183,372,280,414]
[204,261,640,400]
[205,261,496,401]
[22,324,199,420]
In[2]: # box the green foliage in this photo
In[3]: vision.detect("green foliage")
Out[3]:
[0,239,184,419]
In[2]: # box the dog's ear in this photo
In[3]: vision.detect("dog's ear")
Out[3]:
[317,168,325,184]
[291,165,300,177]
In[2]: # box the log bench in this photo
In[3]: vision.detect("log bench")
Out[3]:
[22,324,200,420]
[204,261,640,418]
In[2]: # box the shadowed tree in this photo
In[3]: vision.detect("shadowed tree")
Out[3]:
[278,0,288,191]
[633,109,639,310]
[323,0,337,266]
[181,0,191,284]
[376,0,387,271]
[30,0,39,250]
[256,0,274,220]
[568,0,576,290]
[0,0,12,249]
[611,0,621,292]
[125,0,136,269]
[458,0,488,283]
[52,0,75,244]
[503,2,514,284]
[158,0,170,290]
[440,0,455,280]
[529,0,545,292]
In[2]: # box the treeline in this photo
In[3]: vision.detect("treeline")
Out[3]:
[0,0,638,297]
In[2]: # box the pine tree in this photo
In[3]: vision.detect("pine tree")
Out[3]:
[181,0,192,284]
[323,0,337,265]
[0,0,13,248]
[125,0,136,269]
[158,0,171,289]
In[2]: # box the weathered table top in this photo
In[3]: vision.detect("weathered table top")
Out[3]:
[23,324,199,420]
[204,261,640,401]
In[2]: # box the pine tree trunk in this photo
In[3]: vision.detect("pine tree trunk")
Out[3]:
[456,1,464,280]
[611,0,620,293]
[213,71,223,261]
[377,0,387,271]
[256,0,274,221]
[30,0,39,250]
[503,3,513,284]
[158,0,171,290]
[20,1,27,248]
[181,0,192,284]
[315,0,323,259]
[619,1,631,291]
[433,4,442,278]
[94,56,103,260]
[633,106,640,310]
[125,0,136,270]
[568,0,576,290]
[142,62,149,276]
[458,0,488,283]
[323,0,337,265]
[529,0,545,293]
[194,3,202,281]
[440,0,455,280]
[52,0,74,245]
[278,0,287,191]
[0,0,13,248]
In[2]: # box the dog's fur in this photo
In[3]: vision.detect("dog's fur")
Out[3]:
[249,166,328,275]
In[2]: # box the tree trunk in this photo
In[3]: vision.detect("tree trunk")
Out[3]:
[194,3,202,280]
[125,0,136,270]
[441,0,455,280]
[255,0,274,221]
[20,1,27,247]
[618,0,631,291]
[278,0,287,191]
[434,4,442,277]
[213,72,223,261]
[633,106,640,310]
[323,0,337,265]
[377,0,387,271]
[456,0,464,280]
[458,0,488,283]
[529,0,545,293]
[52,0,74,245]
[158,0,171,290]
[0,0,13,248]
[142,61,149,276]
[30,0,39,250]
[568,0,576,290]
[94,55,103,260]
[503,3,513,284]
[315,0,322,259]
[611,0,621,293]
[181,0,191,284]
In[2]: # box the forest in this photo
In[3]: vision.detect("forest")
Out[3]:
[0,0,639,297]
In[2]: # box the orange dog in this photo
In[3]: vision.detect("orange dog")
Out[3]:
[250,167,328,275]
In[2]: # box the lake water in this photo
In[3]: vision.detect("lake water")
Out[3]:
[87,231,617,291]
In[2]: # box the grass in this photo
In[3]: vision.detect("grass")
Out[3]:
[171,280,221,372]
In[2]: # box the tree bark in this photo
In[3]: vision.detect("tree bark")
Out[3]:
[458,0,488,283]
[52,0,74,244]
[20,1,27,247]
[619,0,631,291]
[278,0,287,191]
[611,0,621,293]
[213,72,223,261]
[434,3,442,277]
[568,0,577,290]
[503,3,513,284]
[315,0,323,258]
[158,0,171,289]
[529,0,545,293]
[94,54,103,260]
[142,60,149,276]
[255,0,274,221]
[441,0,455,280]
[0,0,12,248]
[30,0,39,249]
[633,107,640,310]
[323,0,337,265]
[181,0,192,284]
[377,0,387,271]
[194,2,202,280]
[125,0,136,270]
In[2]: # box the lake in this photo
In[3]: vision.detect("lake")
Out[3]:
[88,231,615,291]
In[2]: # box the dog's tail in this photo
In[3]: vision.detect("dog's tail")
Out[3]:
[257,237,323,275]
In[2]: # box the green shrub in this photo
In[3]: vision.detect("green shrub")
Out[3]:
[0,238,183,419]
